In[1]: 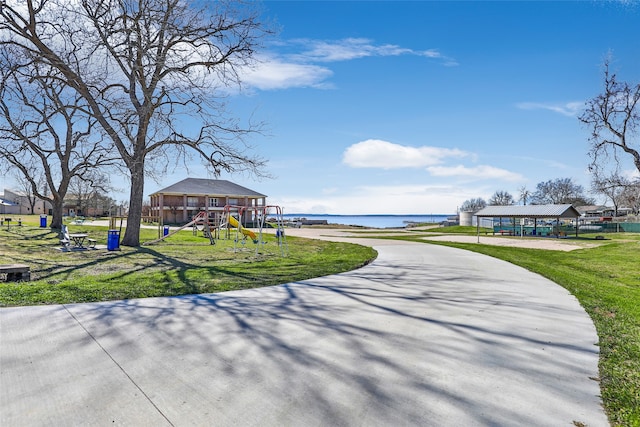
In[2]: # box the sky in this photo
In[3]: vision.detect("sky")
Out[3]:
[4,0,640,215]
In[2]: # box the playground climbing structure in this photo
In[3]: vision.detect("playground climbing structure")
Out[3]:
[142,205,288,257]
[222,205,288,256]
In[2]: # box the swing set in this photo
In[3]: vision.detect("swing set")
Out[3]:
[143,205,288,257]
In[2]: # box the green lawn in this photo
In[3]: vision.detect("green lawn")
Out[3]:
[0,216,376,306]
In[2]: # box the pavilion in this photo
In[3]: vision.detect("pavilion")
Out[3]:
[473,204,582,240]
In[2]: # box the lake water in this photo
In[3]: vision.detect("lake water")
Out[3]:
[281,214,454,228]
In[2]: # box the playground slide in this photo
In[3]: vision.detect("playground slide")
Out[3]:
[228,216,258,242]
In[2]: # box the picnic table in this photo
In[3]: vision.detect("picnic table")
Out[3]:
[68,233,88,248]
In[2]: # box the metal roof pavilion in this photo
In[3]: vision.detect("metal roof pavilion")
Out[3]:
[473,204,581,241]
[474,204,581,219]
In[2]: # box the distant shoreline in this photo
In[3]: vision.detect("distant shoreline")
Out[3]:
[280,213,456,229]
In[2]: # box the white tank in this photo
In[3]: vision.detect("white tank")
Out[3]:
[460,210,474,226]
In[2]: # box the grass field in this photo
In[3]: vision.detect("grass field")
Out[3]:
[0,215,376,306]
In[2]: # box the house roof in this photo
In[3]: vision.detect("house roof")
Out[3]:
[150,178,266,198]
[474,204,581,218]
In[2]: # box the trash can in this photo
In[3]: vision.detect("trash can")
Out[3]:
[163,225,169,236]
[107,229,120,251]
[40,215,47,228]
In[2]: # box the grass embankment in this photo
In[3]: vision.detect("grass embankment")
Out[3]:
[388,228,639,427]
[0,216,376,306]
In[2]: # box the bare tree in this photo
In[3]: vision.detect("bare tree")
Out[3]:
[619,181,640,215]
[580,59,640,176]
[518,185,531,206]
[460,197,486,212]
[591,172,632,217]
[12,170,40,214]
[530,178,595,206]
[68,171,112,217]
[0,0,268,246]
[0,46,116,229]
[488,190,514,206]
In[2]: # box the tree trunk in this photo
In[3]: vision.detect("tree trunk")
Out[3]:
[50,197,64,230]
[121,164,144,247]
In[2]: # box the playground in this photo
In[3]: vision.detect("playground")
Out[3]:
[142,205,288,257]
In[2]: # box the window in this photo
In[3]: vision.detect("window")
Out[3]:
[209,198,218,207]
[187,197,199,207]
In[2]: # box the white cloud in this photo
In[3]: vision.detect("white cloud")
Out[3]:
[293,38,447,63]
[516,101,584,117]
[322,187,338,195]
[243,56,334,90]
[271,184,488,214]
[239,38,457,91]
[427,164,524,181]
[622,168,640,180]
[343,139,469,169]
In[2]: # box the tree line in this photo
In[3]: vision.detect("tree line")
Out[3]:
[461,176,640,216]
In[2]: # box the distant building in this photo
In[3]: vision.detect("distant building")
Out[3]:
[149,178,267,224]
[0,189,52,216]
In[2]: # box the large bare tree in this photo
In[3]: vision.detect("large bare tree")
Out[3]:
[488,190,514,206]
[0,0,268,246]
[0,47,116,229]
[580,59,640,176]
[530,177,595,206]
[591,172,631,216]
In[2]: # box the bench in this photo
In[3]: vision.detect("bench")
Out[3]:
[60,238,70,248]
[60,226,71,249]
[87,238,97,248]
[0,264,30,282]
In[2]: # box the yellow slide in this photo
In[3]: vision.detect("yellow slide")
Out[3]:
[228,216,258,242]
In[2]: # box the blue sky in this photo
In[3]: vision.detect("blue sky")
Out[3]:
[5,1,639,215]
[221,0,640,214]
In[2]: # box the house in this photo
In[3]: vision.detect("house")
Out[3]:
[149,178,267,225]
[62,193,121,218]
[0,189,52,216]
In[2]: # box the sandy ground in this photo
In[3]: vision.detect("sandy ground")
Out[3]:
[418,233,600,251]
[282,227,602,251]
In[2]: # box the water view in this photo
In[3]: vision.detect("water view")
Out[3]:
[281,214,454,228]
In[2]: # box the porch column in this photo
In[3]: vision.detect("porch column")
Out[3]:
[183,194,188,222]
[158,194,164,224]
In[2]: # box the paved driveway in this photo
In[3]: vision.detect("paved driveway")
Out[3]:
[1,239,608,426]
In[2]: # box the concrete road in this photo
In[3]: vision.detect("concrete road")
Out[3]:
[1,240,608,426]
